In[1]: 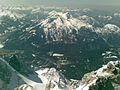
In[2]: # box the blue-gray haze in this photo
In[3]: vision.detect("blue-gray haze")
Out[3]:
[0,0,120,7]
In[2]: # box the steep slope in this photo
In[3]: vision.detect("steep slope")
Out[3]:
[0,58,24,90]
[15,60,120,90]
[0,58,44,90]
[79,60,120,90]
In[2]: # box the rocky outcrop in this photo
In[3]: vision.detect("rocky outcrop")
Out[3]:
[15,60,120,90]
[80,61,120,90]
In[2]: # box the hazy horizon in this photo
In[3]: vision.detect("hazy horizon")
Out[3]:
[0,0,120,8]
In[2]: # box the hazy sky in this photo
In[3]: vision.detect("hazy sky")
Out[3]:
[0,0,120,7]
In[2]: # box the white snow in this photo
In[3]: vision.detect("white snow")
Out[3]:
[36,68,60,84]
[32,54,36,57]
[0,44,4,48]
[104,24,119,31]
[39,11,92,42]
[77,79,97,90]
[0,9,25,20]
[79,15,99,25]
[52,53,64,57]
[96,24,120,34]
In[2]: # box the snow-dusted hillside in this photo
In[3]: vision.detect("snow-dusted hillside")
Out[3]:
[0,9,25,19]
[96,24,120,47]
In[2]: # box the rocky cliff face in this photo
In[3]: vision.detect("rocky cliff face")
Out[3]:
[14,60,120,90]
[79,60,120,90]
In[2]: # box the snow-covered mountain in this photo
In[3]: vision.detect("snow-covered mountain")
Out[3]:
[79,15,100,26]
[96,24,120,47]
[79,60,120,90]
[14,60,120,90]
[1,7,120,51]
[97,24,120,34]
[0,9,25,20]
[25,11,91,43]
[3,11,108,51]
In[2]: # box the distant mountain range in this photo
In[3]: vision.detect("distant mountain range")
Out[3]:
[0,7,120,52]
[1,6,120,90]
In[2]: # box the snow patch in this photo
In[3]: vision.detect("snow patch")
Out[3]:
[0,44,4,48]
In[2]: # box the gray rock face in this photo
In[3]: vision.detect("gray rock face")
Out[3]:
[14,60,120,90]
[80,61,120,90]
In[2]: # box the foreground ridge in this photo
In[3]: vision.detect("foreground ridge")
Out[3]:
[0,58,120,90]
[16,60,120,90]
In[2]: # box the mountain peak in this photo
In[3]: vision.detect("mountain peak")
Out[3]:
[48,11,72,20]
[40,11,91,42]
[79,60,120,90]
[15,60,120,90]
[104,24,119,31]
